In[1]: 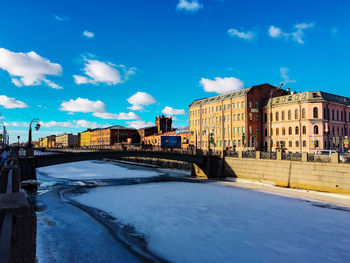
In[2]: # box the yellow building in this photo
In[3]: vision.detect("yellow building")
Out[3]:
[79,129,91,147]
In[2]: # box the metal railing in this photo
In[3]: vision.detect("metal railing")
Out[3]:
[282,153,302,161]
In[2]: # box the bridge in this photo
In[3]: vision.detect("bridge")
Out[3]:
[18,148,226,181]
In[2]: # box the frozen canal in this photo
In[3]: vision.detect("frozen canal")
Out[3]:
[34,160,350,263]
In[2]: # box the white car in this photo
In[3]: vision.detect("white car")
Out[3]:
[314,150,350,163]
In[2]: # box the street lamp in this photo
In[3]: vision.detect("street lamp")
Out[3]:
[268,83,284,152]
[27,118,41,156]
[17,136,20,147]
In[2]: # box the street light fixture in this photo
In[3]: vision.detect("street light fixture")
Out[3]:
[27,118,41,156]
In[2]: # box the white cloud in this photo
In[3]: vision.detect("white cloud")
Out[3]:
[200,77,244,94]
[83,30,95,38]
[280,67,296,83]
[162,106,186,116]
[268,23,314,44]
[176,0,203,12]
[4,120,108,129]
[73,57,135,86]
[126,121,154,129]
[0,95,29,109]
[54,15,68,21]
[227,28,255,40]
[0,48,62,89]
[127,92,156,111]
[92,111,140,120]
[60,98,106,113]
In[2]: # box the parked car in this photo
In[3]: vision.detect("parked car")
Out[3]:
[314,150,350,163]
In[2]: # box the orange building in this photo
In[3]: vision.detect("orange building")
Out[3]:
[90,125,139,147]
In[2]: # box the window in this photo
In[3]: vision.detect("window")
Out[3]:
[233,114,236,121]
[242,113,245,120]
[302,108,306,119]
[332,109,334,120]
[302,126,306,134]
[288,110,291,120]
[282,127,286,135]
[224,105,226,111]
[314,125,319,135]
[249,126,253,134]
[270,128,273,136]
[237,102,240,108]
[303,140,307,147]
[289,141,292,147]
[242,101,245,108]
[276,128,279,136]
[270,113,273,122]
[220,105,222,111]
[256,113,259,122]
[276,112,279,121]
[264,113,267,123]
[255,102,259,108]
[249,101,252,108]
[256,127,260,134]
[295,126,299,135]
[282,111,285,121]
[313,107,318,118]
[249,113,253,121]
[289,127,292,135]
[216,106,218,112]
[295,109,299,119]
[296,140,300,147]
[237,127,240,134]
[341,111,343,121]
[264,128,268,136]
[233,127,236,135]
[337,110,339,121]
[237,114,240,121]
[232,103,236,109]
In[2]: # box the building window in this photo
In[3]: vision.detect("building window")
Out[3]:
[276,112,279,121]
[276,128,279,136]
[337,110,339,121]
[289,141,292,147]
[282,111,285,121]
[264,128,267,136]
[264,113,267,123]
[341,111,343,121]
[270,113,273,122]
[295,109,299,119]
[302,126,306,134]
[249,113,252,121]
[216,106,218,112]
[255,102,259,108]
[237,114,240,121]
[332,126,335,135]
[303,140,307,147]
[295,126,299,135]
[289,127,292,135]
[238,127,240,134]
[288,110,291,120]
[233,114,236,121]
[282,127,286,135]
[233,127,236,135]
[314,125,319,135]
[313,107,318,118]
[256,127,260,134]
[232,103,236,109]
[249,126,253,134]
[242,101,245,108]
[332,109,335,120]
[220,105,222,111]
[270,128,273,136]
[296,140,299,147]
[249,101,252,108]
[237,102,240,108]
[256,113,259,122]
[242,113,245,120]
[302,108,306,119]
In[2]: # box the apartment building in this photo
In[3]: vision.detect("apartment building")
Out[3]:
[56,133,78,148]
[189,84,285,150]
[79,129,91,147]
[263,91,350,153]
[90,125,139,147]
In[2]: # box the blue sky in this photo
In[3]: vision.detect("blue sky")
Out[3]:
[0,0,349,142]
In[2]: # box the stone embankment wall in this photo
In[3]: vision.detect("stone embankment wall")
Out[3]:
[224,157,350,194]
[121,157,191,170]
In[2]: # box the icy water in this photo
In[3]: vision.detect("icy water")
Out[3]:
[34,160,350,263]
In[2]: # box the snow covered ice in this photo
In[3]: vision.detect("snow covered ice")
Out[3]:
[72,182,350,263]
[37,160,162,180]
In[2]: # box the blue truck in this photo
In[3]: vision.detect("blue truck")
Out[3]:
[161,136,181,148]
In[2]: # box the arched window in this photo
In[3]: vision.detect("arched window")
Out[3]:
[295,126,299,135]
[302,126,306,134]
[276,112,279,121]
[282,127,286,135]
[313,107,318,118]
[276,128,279,136]
[288,127,292,135]
[295,109,299,119]
[302,108,306,119]
[288,110,291,120]
[314,125,319,135]
[270,113,273,122]
[282,111,285,121]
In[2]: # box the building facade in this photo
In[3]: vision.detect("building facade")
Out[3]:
[90,126,139,147]
[189,84,285,151]
[263,91,350,153]
[79,129,91,147]
[56,133,78,148]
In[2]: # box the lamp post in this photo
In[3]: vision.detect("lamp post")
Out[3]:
[27,118,41,157]
[17,136,20,147]
[268,83,284,152]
